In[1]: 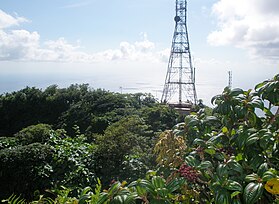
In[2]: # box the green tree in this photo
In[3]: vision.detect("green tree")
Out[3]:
[15,124,52,145]
[0,143,53,200]
[0,87,45,136]
[48,129,97,190]
[140,104,179,133]
[0,84,90,137]
[94,115,154,186]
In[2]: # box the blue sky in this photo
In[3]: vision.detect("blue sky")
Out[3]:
[0,0,278,105]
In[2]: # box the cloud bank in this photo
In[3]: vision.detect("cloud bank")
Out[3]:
[0,10,167,63]
[208,0,279,60]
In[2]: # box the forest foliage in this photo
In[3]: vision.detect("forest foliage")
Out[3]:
[0,85,178,200]
[0,74,278,203]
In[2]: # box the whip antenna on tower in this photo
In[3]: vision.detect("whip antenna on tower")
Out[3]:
[228,71,232,88]
[161,0,197,113]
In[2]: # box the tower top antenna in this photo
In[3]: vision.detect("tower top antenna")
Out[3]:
[228,71,232,88]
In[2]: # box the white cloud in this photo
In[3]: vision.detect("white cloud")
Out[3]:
[95,38,156,62]
[158,48,170,63]
[0,9,28,29]
[0,10,164,63]
[135,32,155,53]
[208,0,279,60]
[0,30,40,60]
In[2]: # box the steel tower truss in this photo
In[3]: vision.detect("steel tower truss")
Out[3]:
[161,0,197,105]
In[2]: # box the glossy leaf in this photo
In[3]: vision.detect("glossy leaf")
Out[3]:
[185,155,199,167]
[199,161,213,170]
[225,180,243,192]
[262,171,276,182]
[204,148,216,155]
[257,163,268,177]
[217,164,228,179]
[215,188,230,204]
[243,182,263,204]
[245,133,259,146]
[227,160,243,174]
[245,174,259,183]
[166,178,185,193]
[230,88,244,96]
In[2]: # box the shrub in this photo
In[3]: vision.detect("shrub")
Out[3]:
[0,143,53,199]
[15,124,52,145]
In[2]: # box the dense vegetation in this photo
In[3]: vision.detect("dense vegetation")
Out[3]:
[0,85,178,200]
[0,74,278,203]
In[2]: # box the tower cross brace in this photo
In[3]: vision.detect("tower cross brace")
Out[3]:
[161,0,197,105]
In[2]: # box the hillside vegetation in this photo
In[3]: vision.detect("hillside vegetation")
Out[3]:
[0,85,178,199]
[0,74,278,203]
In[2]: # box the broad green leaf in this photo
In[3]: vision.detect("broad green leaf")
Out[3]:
[225,180,243,192]
[204,116,219,124]
[207,134,223,144]
[204,148,216,155]
[257,163,268,177]
[185,155,199,167]
[230,88,244,96]
[245,134,259,146]
[249,155,264,171]
[97,193,109,204]
[108,182,121,197]
[173,122,185,130]
[234,129,248,148]
[259,138,270,150]
[166,178,185,193]
[211,94,221,105]
[227,160,243,174]
[193,138,206,146]
[157,187,168,198]
[199,161,213,170]
[173,129,185,136]
[136,180,156,197]
[247,112,257,126]
[262,171,276,182]
[249,98,264,109]
[187,118,199,127]
[255,82,265,90]
[151,176,165,189]
[231,191,241,199]
[217,163,228,179]
[259,132,273,149]
[243,182,263,204]
[215,189,230,204]
[80,186,91,196]
[215,152,225,161]
[245,174,259,182]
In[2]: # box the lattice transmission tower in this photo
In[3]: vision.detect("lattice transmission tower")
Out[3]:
[161,0,197,106]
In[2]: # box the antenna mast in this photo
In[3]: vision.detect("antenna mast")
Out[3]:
[228,71,232,88]
[161,0,197,106]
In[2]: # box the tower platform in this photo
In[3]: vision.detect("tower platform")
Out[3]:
[168,102,193,115]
